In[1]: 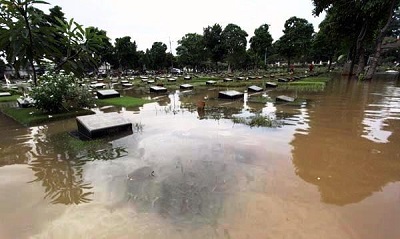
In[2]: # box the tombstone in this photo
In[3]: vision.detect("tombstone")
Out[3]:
[184,76,192,80]
[248,76,256,80]
[90,83,106,89]
[265,82,278,88]
[223,78,233,82]
[293,76,301,81]
[237,76,246,81]
[180,84,193,90]
[0,92,12,97]
[168,78,176,82]
[248,85,263,92]
[121,80,129,84]
[150,86,167,93]
[206,80,216,85]
[147,80,155,84]
[17,97,35,108]
[276,95,295,102]
[257,76,263,79]
[278,78,289,83]
[218,90,244,99]
[76,112,132,139]
[97,89,120,99]
[122,83,133,88]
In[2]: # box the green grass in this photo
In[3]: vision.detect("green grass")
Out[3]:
[277,77,331,92]
[1,107,94,126]
[0,94,20,102]
[97,96,152,107]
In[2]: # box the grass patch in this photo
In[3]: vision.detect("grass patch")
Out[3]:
[278,77,330,92]
[1,107,94,126]
[97,96,152,107]
[247,95,273,104]
[0,94,20,102]
[232,114,282,128]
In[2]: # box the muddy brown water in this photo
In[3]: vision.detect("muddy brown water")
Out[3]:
[0,74,399,239]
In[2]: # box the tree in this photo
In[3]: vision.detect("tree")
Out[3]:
[222,23,248,71]
[114,36,137,72]
[276,17,314,70]
[176,33,206,71]
[249,24,273,69]
[203,24,226,72]
[147,42,167,70]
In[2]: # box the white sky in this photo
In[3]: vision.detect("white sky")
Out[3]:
[40,0,325,54]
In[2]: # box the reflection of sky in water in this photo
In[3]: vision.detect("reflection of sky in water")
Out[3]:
[362,85,400,143]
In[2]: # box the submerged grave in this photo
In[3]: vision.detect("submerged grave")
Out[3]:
[265,82,278,88]
[248,85,263,92]
[76,112,132,139]
[219,90,244,99]
[276,95,295,102]
[180,84,193,90]
[150,86,167,93]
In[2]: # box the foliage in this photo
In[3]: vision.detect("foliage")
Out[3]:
[147,42,168,70]
[249,24,273,68]
[176,33,207,70]
[30,72,94,112]
[232,114,281,128]
[1,107,93,126]
[203,23,226,71]
[114,36,137,71]
[222,23,248,71]
[276,17,314,68]
[96,96,152,108]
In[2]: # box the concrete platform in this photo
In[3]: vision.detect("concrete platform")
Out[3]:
[0,92,11,97]
[168,78,176,82]
[248,85,263,92]
[76,112,132,139]
[237,77,246,81]
[266,82,278,88]
[184,76,192,80]
[180,84,193,89]
[219,90,244,99]
[278,78,289,83]
[90,83,106,89]
[223,78,233,82]
[150,86,167,93]
[17,97,35,108]
[276,95,295,102]
[97,89,120,99]
[122,83,133,87]
[206,80,216,85]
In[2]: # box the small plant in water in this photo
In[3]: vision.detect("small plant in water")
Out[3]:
[232,114,282,128]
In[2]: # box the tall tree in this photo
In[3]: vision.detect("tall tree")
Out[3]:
[176,33,206,71]
[276,17,314,70]
[249,24,273,69]
[114,36,137,72]
[222,23,248,71]
[203,23,226,72]
[147,42,167,70]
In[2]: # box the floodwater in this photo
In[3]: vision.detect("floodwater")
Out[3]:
[0,74,400,239]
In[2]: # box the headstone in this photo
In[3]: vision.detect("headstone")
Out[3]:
[168,78,176,82]
[265,82,278,88]
[278,78,289,83]
[218,90,244,99]
[276,95,295,102]
[248,85,263,92]
[150,86,167,93]
[184,76,192,80]
[223,78,233,82]
[97,89,120,99]
[76,112,132,139]
[0,92,11,97]
[206,80,216,85]
[180,84,193,90]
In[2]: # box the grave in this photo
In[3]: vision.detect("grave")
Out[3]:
[223,78,233,82]
[184,76,192,80]
[122,83,133,87]
[248,85,263,92]
[168,78,176,82]
[90,83,106,89]
[219,90,244,99]
[276,95,295,102]
[265,82,278,88]
[237,76,246,81]
[0,92,12,97]
[76,112,132,139]
[180,84,193,90]
[248,76,256,80]
[206,80,216,85]
[17,97,35,108]
[147,80,155,84]
[97,89,120,99]
[150,86,167,93]
[278,78,289,83]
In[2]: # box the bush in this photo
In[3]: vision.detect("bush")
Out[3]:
[31,73,94,113]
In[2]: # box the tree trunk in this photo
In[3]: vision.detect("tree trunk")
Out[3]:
[365,0,397,80]
[21,4,37,85]
[355,47,366,76]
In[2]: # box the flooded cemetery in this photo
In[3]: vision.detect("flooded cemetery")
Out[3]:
[0,72,400,239]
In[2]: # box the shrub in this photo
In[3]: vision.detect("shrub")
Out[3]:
[30,73,94,113]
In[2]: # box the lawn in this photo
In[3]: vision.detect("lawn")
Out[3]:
[0,94,20,102]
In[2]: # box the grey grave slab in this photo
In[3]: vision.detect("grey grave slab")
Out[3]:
[168,78,176,82]
[150,86,167,93]
[180,84,193,89]
[90,83,106,89]
[237,76,246,80]
[121,80,129,84]
[122,83,133,87]
[206,80,216,85]
[97,89,120,99]
[76,112,132,139]
[278,78,289,83]
[184,76,192,80]
[147,80,155,84]
[276,95,295,102]
[0,92,12,97]
[219,90,244,99]
[248,76,256,80]
[265,82,278,88]
[223,78,233,82]
[248,85,263,92]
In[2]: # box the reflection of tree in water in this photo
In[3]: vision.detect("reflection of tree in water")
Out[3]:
[29,131,128,205]
[291,78,400,205]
